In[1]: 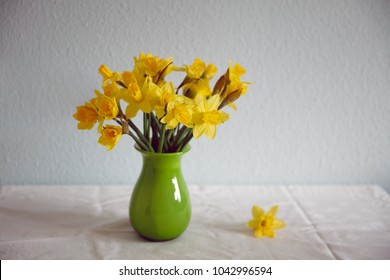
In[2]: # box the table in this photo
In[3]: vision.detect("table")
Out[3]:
[0,185,389,259]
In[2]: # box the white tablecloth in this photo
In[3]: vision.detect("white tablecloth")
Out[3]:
[0,185,389,260]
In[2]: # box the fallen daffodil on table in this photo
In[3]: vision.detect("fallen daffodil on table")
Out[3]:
[247,205,285,238]
[73,52,251,152]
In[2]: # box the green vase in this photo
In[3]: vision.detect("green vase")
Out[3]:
[129,145,191,241]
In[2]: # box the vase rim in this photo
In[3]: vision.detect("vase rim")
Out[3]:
[134,144,190,157]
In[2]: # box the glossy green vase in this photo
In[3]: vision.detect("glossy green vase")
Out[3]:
[129,146,191,241]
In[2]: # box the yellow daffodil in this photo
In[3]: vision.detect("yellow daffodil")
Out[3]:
[98,125,122,151]
[133,52,174,84]
[180,58,218,80]
[122,76,160,118]
[224,77,249,98]
[102,81,120,98]
[183,78,212,99]
[160,95,194,129]
[98,64,122,85]
[219,82,245,110]
[73,101,99,130]
[177,59,218,102]
[121,71,138,87]
[229,61,246,81]
[94,90,119,120]
[154,82,175,119]
[218,62,251,110]
[192,95,229,139]
[247,205,285,238]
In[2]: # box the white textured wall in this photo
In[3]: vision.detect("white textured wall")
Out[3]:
[1,0,390,191]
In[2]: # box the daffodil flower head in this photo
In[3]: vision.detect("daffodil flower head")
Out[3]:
[102,82,120,98]
[247,205,285,238]
[94,90,119,120]
[121,71,138,87]
[98,125,122,151]
[99,64,113,80]
[218,62,251,109]
[73,101,99,130]
[181,58,218,80]
[133,52,174,84]
[154,82,176,119]
[123,77,160,119]
[192,95,229,139]
[228,61,246,81]
[160,95,194,129]
[183,78,212,99]
[98,64,122,85]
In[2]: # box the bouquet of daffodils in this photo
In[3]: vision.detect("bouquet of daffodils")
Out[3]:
[74,53,250,153]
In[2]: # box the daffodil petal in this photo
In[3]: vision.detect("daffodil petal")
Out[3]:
[263,228,275,238]
[247,220,258,229]
[166,118,178,129]
[252,205,265,220]
[254,229,263,238]
[205,124,216,139]
[125,104,139,119]
[193,123,207,139]
[273,219,286,230]
[207,94,220,110]
[267,205,279,217]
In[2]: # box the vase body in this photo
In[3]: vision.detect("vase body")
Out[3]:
[129,146,191,241]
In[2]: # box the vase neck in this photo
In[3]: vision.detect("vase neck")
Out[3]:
[141,153,185,170]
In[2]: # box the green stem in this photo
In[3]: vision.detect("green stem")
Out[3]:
[117,101,125,119]
[178,129,193,152]
[143,113,151,142]
[143,113,147,137]
[127,131,149,151]
[150,116,159,151]
[147,113,151,139]
[158,125,166,153]
[128,119,155,152]
[171,126,190,150]
[114,118,122,126]
[114,118,150,151]
[151,112,162,131]
[164,138,170,152]
[165,129,174,148]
